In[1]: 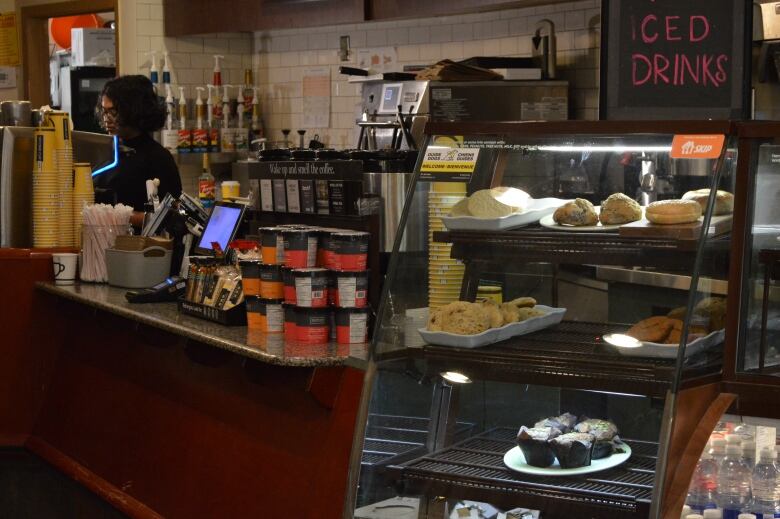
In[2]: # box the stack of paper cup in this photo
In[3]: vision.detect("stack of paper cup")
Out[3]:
[32,127,59,248]
[46,111,75,247]
[73,163,94,248]
[428,182,467,309]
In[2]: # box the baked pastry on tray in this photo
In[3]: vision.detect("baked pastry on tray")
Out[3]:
[599,193,642,225]
[553,198,598,226]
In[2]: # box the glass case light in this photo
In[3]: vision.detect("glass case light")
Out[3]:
[603,333,642,349]
[441,371,472,384]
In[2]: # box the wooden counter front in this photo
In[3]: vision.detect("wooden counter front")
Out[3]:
[1,251,366,519]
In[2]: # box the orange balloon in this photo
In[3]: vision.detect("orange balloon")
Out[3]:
[50,14,103,49]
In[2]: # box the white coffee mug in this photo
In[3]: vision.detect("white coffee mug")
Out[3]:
[52,252,78,285]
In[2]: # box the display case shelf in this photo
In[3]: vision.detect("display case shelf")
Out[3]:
[432,228,731,269]
[415,320,720,397]
[386,427,656,518]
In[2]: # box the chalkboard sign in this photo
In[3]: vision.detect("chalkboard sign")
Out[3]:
[600,0,751,120]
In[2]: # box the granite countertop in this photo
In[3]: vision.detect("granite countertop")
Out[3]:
[36,282,368,369]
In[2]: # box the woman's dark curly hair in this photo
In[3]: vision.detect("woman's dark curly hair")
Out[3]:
[96,75,166,133]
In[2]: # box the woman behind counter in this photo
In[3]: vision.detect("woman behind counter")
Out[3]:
[94,75,182,226]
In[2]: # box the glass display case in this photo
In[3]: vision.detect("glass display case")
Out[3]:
[345,121,739,519]
[736,124,780,379]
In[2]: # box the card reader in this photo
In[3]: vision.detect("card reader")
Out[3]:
[125,276,186,303]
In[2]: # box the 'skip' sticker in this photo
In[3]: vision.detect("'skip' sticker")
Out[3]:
[670,134,725,160]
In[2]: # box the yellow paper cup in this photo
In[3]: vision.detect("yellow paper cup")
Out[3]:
[33,128,56,172]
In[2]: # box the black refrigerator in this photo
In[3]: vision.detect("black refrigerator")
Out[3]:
[59,66,116,133]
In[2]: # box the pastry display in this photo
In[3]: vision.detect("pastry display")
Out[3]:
[448,187,530,218]
[574,418,620,459]
[426,298,547,335]
[549,432,596,468]
[645,199,702,224]
[553,198,598,226]
[682,189,734,215]
[599,193,642,225]
[516,426,561,467]
[623,297,727,345]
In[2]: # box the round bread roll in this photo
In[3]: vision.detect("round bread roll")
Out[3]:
[645,199,702,225]
[478,298,504,328]
[467,187,529,218]
[449,198,471,217]
[599,193,642,225]
[682,189,734,215]
[553,198,598,226]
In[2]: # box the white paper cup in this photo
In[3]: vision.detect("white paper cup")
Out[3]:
[52,252,78,285]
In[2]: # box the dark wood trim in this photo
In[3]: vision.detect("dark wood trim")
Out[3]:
[26,436,164,519]
[724,381,780,418]
[424,120,736,137]
[722,135,755,380]
[737,121,780,138]
[0,433,29,446]
[20,0,117,105]
[661,384,735,519]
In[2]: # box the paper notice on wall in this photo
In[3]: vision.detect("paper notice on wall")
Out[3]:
[357,47,397,73]
[0,13,19,66]
[0,66,16,88]
[302,67,330,128]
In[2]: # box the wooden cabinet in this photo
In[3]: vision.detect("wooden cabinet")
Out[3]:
[367,0,567,20]
[164,0,364,37]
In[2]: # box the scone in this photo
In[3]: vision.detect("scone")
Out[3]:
[682,189,734,215]
[694,297,727,331]
[427,308,443,331]
[626,316,675,342]
[553,199,598,226]
[599,193,642,225]
[505,297,537,309]
[667,306,687,321]
[516,307,546,321]
[438,301,492,335]
[664,319,684,345]
[500,303,522,324]
[449,198,471,217]
[645,199,702,224]
[478,298,505,328]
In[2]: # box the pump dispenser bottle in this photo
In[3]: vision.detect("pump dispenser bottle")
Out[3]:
[206,84,220,152]
[235,88,248,151]
[250,86,264,142]
[146,51,159,90]
[162,52,172,85]
[192,87,207,152]
[177,86,191,153]
[220,85,236,152]
[161,84,178,153]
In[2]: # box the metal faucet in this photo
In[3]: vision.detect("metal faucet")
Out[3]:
[638,153,657,205]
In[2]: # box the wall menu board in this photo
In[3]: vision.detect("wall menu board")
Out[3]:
[600,0,751,120]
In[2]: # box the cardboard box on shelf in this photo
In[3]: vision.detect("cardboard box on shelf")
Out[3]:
[71,28,115,67]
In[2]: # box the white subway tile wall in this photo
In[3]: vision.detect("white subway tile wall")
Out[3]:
[252,0,602,148]
[134,0,252,97]
[132,0,600,151]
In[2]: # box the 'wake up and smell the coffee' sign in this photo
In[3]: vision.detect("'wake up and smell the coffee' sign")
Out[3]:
[600,0,749,120]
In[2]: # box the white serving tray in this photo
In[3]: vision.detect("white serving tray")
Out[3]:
[418,305,566,348]
[613,329,725,359]
[503,442,632,477]
[441,198,570,232]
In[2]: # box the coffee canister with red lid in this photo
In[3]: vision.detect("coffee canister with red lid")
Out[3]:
[282,228,318,268]
[331,231,369,271]
[335,307,369,344]
[282,266,296,304]
[259,264,283,299]
[259,227,284,265]
[293,268,329,308]
[296,307,331,344]
[333,270,368,308]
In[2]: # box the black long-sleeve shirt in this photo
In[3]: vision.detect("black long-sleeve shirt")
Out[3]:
[93,132,182,211]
